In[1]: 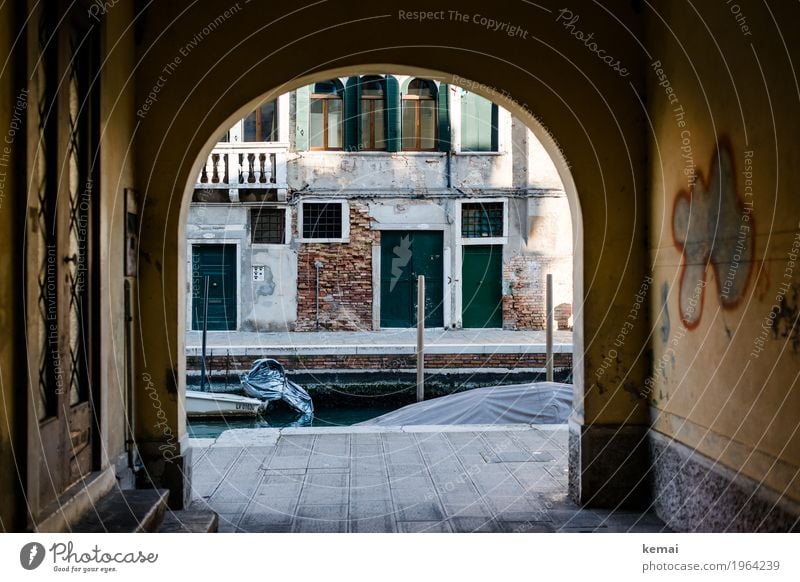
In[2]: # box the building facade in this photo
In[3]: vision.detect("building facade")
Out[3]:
[186,75,573,333]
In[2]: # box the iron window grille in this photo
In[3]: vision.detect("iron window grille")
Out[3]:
[251,207,286,244]
[302,202,343,239]
[461,202,504,238]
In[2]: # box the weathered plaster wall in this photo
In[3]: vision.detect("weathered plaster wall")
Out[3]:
[646,1,800,507]
[185,205,298,332]
[289,151,518,192]
[503,195,573,330]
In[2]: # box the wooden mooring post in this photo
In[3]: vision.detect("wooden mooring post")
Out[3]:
[546,273,554,382]
[417,275,425,402]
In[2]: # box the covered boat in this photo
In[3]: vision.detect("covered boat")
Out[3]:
[358,382,571,426]
[240,358,314,416]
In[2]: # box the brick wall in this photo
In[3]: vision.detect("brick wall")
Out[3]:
[503,254,545,330]
[189,352,573,372]
[502,254,573,331]
[295,201,377,330]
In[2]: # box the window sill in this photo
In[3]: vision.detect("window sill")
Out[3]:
[461,237,508,245]
[297,238,350,244]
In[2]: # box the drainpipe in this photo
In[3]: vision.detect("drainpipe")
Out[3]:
[314,260,323,330]
[445,151,452,189]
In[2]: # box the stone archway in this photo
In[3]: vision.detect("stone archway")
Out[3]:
[133,1,650,508]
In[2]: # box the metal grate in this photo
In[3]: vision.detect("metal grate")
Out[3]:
[66,29,90,406]
[302,202,343,239]
[461,202,504,238]
[35,12,57,420]
[251,208,286,244]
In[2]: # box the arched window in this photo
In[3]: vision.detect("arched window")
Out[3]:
[309,79,343,150]
[402,79,437,151]
[359,76,387,150]
[243,98,278,142]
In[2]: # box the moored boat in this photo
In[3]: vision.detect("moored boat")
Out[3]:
[186,389,265,418]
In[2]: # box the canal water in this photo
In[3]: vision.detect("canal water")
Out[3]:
[187,368,573,438]
[188,405,397,438]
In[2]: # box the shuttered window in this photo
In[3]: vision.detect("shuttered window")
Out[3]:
[460,91,498,152]
[359,76,387,150]
[402,79,437,151]
[309,80,343,150]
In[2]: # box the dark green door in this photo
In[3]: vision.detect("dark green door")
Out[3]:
[192,244,237,330]
[380,231,444,327]
[462,245,503,328]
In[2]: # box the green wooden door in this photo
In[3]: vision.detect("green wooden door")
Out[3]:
[380,231,444,328]
[192,244,237,331]
[462,245,503,328]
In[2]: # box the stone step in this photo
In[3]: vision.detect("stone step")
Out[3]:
[158,510,219,533]
[71,488,170,533]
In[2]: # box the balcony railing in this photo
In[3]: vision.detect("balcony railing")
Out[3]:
[197,143,288,190]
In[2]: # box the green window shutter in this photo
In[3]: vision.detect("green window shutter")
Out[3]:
[437,82,450,152]
[461,91,477,151]
[295,85,310,151]
[490,103,499,152]
[344,76,361,151]
[385,76,401,152]
[461,92,494,152]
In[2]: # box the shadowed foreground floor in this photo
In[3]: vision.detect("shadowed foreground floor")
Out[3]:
[189,425,667,533]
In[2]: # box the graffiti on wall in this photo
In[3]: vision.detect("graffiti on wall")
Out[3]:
[771,282,800,353]
[672,141,754,328]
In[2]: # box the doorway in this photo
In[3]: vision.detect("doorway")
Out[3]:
[380,231,444,327]
[191,244,238,331]
[27,7,100,516]
[462,245,503,328]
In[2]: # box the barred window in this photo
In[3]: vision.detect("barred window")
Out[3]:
[302,202,344,239]
[251,207,286,244]
[461,202,504,238]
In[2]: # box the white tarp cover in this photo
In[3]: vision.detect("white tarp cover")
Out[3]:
[358,382,572,426]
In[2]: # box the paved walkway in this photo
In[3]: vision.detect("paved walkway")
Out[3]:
[186,329,573,356]
[188,425,666,533]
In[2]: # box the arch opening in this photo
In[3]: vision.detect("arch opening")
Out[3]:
[178,66,583,438]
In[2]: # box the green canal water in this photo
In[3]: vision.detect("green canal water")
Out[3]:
[187,405,397,438]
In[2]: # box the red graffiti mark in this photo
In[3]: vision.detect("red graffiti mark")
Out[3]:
[672,140,755,328]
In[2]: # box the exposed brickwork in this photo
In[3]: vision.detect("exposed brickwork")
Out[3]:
[502,254,573,331]
[294,201,377,330]
[189,352,573,372]
[555,303,573,331]
[503,254,546,330]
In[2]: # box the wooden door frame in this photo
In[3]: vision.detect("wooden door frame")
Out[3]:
[24,0,102,522]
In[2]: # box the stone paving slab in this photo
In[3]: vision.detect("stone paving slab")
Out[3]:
[190,425,668,533]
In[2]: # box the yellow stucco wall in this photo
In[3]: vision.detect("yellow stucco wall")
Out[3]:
[647,1,800,501]
[97,0,137,470]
